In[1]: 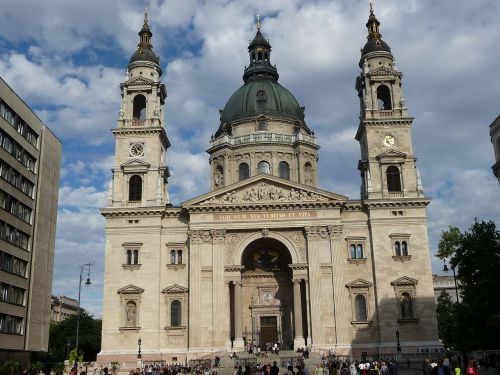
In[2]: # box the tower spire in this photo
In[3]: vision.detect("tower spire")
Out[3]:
[257,14,261,31]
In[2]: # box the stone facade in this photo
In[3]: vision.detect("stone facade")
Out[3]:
[98,9,440,365]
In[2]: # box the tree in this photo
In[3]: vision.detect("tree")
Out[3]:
[437,219,500,350]
[49,311,102,362]
[436,291,457,349]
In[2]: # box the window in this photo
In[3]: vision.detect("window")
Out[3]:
[257,161,270,174]
[171,300,181,326]
[170,250,176,264]
[346,279,372,324]
[177,250,182,264]
[239,163,250,180]
[401,241,408,256]
[128,175,142,201]
[391,234,411,259]
[123,242,142,268]
[256,90,266,102]
[133,95,147,120]
[0,251,27,277]
[257,121,268,131]
[0,283,25,306]
[348,242,364,259]
[133,250,139,264]
[386,166,401,192]
[279,161,290,180]
[395,241,401,256]
[304,162,313,185]
[355,294,368,321]
[0,220,30,250]
[377,85,392,110]
[0,313,23,335]
[126,250,132,265]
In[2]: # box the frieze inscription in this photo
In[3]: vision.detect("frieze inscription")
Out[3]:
[214,211,317,221]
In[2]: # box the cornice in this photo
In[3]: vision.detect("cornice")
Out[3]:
[207,139,320,154]
[185,200,342,213]
[100,205,170,218]
[362,197,431,209]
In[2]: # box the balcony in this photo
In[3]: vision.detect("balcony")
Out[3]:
[388,192,404,199]
[209,132,317,148]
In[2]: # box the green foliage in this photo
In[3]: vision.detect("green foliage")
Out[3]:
[69,349,83,366]
[437,219,500,350]
[110,362,120,374]
[436,291,457,349]
[2,361,21,375]
[48,311,102,362]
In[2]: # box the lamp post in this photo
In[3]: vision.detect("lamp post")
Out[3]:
[396,329,401,362]
[138,337,142,359]
[442,260,459,303]
[74,263,92,375]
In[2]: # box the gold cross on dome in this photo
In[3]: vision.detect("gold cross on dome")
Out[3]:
[257,14,261,31]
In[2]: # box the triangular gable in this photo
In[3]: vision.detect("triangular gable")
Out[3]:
[162,284,188,294]
[182,174,347,207]
[120,159,151,172]
[346,279,373,288]
[390,276,418,286]
[123,76,154,87]
[376,149,407,161]
[368,66,400,78]
[117,284,145,294]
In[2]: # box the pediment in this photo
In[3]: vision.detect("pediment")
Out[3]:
[117,284,144,294]
[368,66,399,78]
[183,174,347,207]
[346,279,373,288]
[376,149,407,161]
[124,76,154,87]
[162,284,188,294]
[391,276,418,286]
[121,158,151,170]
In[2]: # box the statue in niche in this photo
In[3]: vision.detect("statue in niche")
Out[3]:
[304,165,313,185]
[214,169,224,188]
[400,293,412,319]
[126,301,136,326]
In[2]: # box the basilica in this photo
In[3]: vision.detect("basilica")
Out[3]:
[98,6,440,364]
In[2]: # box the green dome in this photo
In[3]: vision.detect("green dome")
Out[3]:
[220,78,304,124]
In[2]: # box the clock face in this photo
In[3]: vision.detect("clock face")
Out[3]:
[382,135,396,147]
[130,143,144,157]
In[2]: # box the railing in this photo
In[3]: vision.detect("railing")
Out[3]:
[209,132,316,148]
[127,201,142,206]
[388,192,404,199]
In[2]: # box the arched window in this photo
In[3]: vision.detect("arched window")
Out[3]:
[356,244,364,259]
[126,250,132,265]
[279,161,290,180]
[257,51,263,61]
[133,95,147,120]
[350,244,356,259]
[386,166,401,192]
[171,300,181,326]
[395,241,401,256]
[133,250,139,264]
[400,292,413,319]
[401,241,408,256]
[177,250,182,264]
[257,161,270,174]
[239,163,250,180]
[256,90,266,102]
[170,250,176,265]
[355,295,368,321]
[128,175,142,201]
[377,85,392,110]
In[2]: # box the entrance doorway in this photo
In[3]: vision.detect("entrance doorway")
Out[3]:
[260,316,278,345]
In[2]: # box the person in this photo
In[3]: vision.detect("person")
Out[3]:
[315,365,324,375]
[286,366,294,375]
[423,359,432,375]
[431,358,450,375]
[350,363,358,375]
[453,363,461,375]
[271,362,279,375]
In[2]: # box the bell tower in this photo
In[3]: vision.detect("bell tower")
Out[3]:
[355,4,424,200]
[108,11,170,208]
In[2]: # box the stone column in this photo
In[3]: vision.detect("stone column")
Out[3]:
[187,230,204,348]
[233,281,244,350]
[293,278,305,348]
[211,229,226,349]
[328,225,344,346]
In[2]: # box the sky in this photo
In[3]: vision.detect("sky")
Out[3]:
[1,0,499,318]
